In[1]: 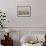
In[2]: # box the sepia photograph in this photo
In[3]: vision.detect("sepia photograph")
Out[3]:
[17,6,31,17]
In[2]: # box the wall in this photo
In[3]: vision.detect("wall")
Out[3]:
[0,0,46,27]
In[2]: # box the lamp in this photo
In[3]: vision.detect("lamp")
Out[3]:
[5,29,9,33]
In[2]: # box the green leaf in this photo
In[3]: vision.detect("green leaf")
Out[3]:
[0,12,2,13]
[1,25,3,28]
[3,16,6,17]
[1,19,6,20]
[4,13,5,15]
[0,21,1,23]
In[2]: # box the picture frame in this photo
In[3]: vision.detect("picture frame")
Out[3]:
[17,6,31,17]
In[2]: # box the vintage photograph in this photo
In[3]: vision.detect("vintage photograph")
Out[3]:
[17,6,31,17]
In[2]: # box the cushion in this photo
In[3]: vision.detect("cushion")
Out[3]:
[20,35,37,43]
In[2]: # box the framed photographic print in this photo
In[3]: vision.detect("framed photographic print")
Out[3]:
[17,6,31,17]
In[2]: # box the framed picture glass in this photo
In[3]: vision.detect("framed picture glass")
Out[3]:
[17,6,31,17]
